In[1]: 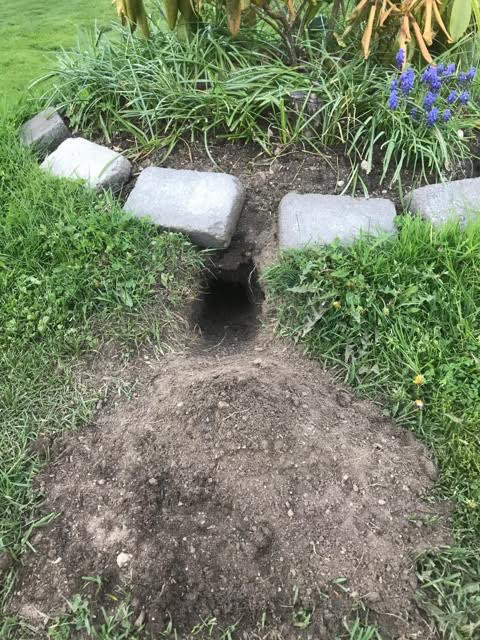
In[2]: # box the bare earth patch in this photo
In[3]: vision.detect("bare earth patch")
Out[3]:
[12,337,451,638]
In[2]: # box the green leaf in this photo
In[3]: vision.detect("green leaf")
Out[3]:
[449,0,472,41]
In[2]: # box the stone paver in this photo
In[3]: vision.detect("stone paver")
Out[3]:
[278,194,396,249]
[21,108,70,154]
[41,137,132,190]
[123,167,246,248]
[407,178,480,226]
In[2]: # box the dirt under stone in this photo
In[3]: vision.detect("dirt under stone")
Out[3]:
[12,334,451,639]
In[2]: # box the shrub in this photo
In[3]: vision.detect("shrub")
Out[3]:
[40,23,478,184]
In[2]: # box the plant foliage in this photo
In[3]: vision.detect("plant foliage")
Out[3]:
[340,0,480,64]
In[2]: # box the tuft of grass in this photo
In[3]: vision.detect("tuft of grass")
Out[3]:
[0,116,202,612]
[264,216,480,637]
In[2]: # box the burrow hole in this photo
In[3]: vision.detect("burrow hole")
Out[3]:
[193,260,264,345]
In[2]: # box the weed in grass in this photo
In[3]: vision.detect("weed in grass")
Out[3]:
[0,117,202,614]
[264,216,480,637]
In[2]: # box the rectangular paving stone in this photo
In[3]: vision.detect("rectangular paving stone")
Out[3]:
[21,108,70,154]
[123,167,246,249]
[41,137,132,191]
[406,178,480,226]
[278,194,396,249]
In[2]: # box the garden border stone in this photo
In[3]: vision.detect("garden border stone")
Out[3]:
[21,108,70,154]
[123,167,246,249]
[278,193,397,249]
[40,137,132,191]
[406,178,480,226]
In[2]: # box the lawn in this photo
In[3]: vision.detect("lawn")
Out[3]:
[1,0,114,106]
[0,118,202,620]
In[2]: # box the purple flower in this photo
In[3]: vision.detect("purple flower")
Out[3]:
[458,72,468,84]
[443,63,456,77]
[466,67,476,82]
[436,63,445,74]
[426,107,439,127]
[430,75,442,93]
[411,107,420,120]
[459,91,470,105]
[443,109,452,122]
[421,66,442,93]
[421,66,437,85]
[423,91,437,111]
[400,68,415,95]
[388,90,399,110]
[447,90,458,104]
[395,49,405,70]
[390,77,399,91]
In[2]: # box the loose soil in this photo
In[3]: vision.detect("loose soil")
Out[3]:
[12,332,451,639]
[10,135,459,638]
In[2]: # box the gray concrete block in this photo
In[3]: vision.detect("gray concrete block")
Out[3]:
[278,194,396,249]
[41,137,132,191]
[123,167,246,249]
[407,178,480,226]
[21,108,70,154]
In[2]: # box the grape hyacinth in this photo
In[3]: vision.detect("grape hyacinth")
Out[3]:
[426,107,439,127]
[447,90,458,104]
[386,51,476,129]
[388,90,399,110]
[400,69,415,95]
[423,91,436,111]
[443,63,456,77]
[466,67,476,82]
[395,48,405,70]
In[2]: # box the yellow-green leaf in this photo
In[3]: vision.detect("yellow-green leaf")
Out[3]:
[226,0,242,36]
[164,0,179,30]
[449,0,472,41]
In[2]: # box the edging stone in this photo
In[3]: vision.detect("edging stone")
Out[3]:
[123,167,246,249]
[21,108,70,154]
[41,137,132,191]
[278,193,397,250]
[406,178,480,226]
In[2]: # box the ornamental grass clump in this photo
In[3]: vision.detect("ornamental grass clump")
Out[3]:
[388,49,476,128]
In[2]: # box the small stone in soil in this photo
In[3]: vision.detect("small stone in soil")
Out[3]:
[116,552,132,569]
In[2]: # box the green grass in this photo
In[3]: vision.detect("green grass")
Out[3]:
[0,117,202,613]
[264,217,480,638]
[1,0,114,106]
[1,582,383,640]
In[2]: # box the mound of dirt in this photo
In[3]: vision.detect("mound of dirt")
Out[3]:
[12,341,450,637]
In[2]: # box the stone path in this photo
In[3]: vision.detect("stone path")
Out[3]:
[124,167,245,249]
[407,178,480,227]
[278,194,396,249]
[21,108,70,154]
[22,109,480,251]
[41,138,132,191]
